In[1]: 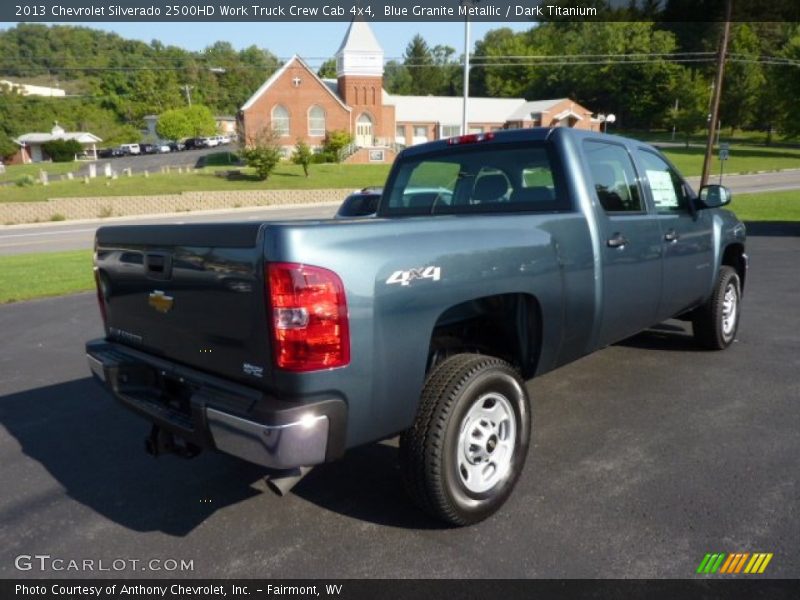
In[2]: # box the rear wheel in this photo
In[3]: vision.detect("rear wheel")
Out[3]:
[399,353,531,526]
[693,265,741,350]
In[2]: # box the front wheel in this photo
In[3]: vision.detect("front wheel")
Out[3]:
[399,354,531,526]
[693,265,741,350]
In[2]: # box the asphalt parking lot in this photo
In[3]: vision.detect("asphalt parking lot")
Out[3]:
[0,233,797,579]
[76,146,237,178]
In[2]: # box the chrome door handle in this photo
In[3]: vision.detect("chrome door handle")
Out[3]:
[664,229,680,242]
[607,233,628,248]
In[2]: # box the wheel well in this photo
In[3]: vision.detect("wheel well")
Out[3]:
[722,243,746,292]
[428,293,542,378]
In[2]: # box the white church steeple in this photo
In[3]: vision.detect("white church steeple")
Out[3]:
[335,20,384,78]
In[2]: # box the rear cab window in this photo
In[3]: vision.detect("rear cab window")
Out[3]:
[382,141,569,216]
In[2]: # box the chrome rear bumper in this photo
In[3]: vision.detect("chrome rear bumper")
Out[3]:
[206,409,329,469]
[86,339,346,470]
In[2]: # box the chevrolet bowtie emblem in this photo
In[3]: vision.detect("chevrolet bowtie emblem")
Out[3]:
[148,290,174,313]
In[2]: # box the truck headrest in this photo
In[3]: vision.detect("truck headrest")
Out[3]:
[473,174,509,203]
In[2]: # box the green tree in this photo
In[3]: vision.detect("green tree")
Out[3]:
[431,44,460,95]
[720,24,766,135]
[322,130,353,162]
[384,60,413,94]
[155,104,215,140]
[156,108,191,140]
[471,27,532,98]
[291,139,313,176]
[317,58,337,79]
[403,35,438,95]
[42,139,83,162]
[0,131,18,160]
[0,23,281,126]
[184,105,217,136]
[669,71,710,148]
[241,128,282,180]
[775,24,800,138]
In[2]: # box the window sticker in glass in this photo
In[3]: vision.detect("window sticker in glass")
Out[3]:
[647,169,680,209]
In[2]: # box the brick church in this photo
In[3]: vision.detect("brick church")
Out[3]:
[239,21,597,163]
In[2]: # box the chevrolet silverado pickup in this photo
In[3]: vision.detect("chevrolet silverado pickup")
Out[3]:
[87,128,747,525]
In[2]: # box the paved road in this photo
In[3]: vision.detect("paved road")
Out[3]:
[1,169,799,255]
[0,234,797,578]
[685,169,800,194]
[0,204,339,255]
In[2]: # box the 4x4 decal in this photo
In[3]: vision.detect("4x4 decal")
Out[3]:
[386,266,442,287]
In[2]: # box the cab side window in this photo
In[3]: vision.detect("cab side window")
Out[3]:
[637,149,691,213]
[583,140,643,213]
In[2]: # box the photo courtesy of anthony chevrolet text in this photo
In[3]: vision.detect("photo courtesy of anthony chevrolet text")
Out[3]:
[0,0,799,598]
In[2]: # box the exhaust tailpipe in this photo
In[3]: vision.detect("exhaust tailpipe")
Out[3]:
[265,467,312,496]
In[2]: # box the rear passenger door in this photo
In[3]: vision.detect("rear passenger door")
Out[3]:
[583,139,663,346]
[634,148,715,319]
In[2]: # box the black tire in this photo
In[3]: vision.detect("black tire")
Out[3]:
[693,265,741,350]
[399,353,531,526]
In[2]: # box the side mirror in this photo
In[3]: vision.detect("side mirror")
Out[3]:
[335,192,380,218]
[697,184,732,209]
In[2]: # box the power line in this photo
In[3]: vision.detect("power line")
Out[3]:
[1,54,798,76]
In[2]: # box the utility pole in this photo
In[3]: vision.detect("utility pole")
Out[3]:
[461,0,477,135]
[182,84,193,106]
[701,0,732,188]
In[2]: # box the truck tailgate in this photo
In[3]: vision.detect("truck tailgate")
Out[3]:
[95,223,271,387]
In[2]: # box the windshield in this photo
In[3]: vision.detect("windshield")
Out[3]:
[383,141,568,216]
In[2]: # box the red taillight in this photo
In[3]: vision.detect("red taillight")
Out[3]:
[267,262,350,372]
[94,268,108,329]
[448,132,495,145]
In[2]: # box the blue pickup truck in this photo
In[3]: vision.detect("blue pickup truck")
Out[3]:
[86,128,746,525]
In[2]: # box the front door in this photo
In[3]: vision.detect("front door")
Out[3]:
[634,148,715,320]
[583,139,663,347]
[356,113,373,147]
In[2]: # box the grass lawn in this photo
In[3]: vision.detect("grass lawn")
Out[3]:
[0,250,94,303]
[660,145,800,177]
[729,190,800,222]
[620,129,800,147]
[0,161,82,184]
[1,163,391,203]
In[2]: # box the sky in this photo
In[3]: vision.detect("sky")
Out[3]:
[0,21,533,67]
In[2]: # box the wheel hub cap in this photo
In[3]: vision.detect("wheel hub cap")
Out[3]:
[721,282,738,337]
[457,392,517,494]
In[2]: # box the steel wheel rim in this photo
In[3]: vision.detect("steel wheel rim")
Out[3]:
[457,392,517,494]
[721,282,738,337]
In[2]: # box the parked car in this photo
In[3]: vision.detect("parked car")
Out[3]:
[202,136,220,148]
[118,143,141,156]
[97,148,124,159]
[155,142,172,153]
[87,128,747,526]
[167,141,185,152]
[336,187,455,219]
[183,138,205,150]
[335,187,383,218]
[139,143,159,155]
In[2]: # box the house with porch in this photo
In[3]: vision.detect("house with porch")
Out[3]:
[10,123,101,164]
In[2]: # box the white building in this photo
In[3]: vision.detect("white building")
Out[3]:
[0,80,66,97]
[14,124,101,163]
